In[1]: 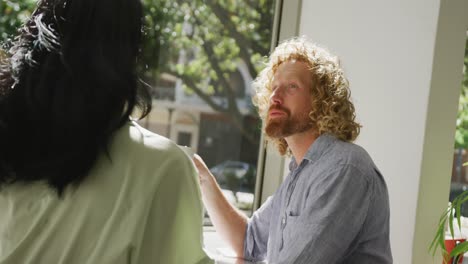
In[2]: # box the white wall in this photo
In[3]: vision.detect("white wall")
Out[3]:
[297,0,468,263]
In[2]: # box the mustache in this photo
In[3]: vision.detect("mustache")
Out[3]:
[268,105,290,115]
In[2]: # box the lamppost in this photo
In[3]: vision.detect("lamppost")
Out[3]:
[166,107,174,139]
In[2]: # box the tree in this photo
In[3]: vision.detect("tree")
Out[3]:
[0,1,36,46]
[0,0,275,144]
[140,0,274,143]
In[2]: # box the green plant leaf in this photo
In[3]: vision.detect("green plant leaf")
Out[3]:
[430,215,448,256]
[450,241,468,258]
[450,207,456,238]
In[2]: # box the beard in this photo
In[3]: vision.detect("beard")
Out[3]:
[265,106,314,138]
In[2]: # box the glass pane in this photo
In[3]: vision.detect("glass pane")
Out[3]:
[0,0,277,224]
[450,33,468,216]
[137,0,277,222]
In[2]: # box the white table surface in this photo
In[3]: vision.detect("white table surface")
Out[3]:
[204,227,266,264]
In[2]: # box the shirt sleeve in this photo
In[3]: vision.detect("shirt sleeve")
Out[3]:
[243,195,274,261]
[278,164,372,264]
[146,149,213,264]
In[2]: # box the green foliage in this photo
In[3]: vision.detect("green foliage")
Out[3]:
[0,0,274,100]
[455,36,468,148]
[139,0,274,96]
[430,190,468,262]
[0,0,36,46]
[0,0,274,142]
[139,0,274,143]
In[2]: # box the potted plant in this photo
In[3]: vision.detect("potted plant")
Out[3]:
[430,190,468,263]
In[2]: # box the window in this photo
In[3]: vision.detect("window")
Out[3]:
[449,33,468,215]
[137,0,278,221]
[177,131,192,147]
[0,0,280,223]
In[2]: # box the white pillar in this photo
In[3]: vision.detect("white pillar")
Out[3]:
[297,0,468,263]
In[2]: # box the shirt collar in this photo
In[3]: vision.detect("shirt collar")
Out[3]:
[289,133,337,170]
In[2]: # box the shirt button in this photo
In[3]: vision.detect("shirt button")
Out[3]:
[281,217,286,226]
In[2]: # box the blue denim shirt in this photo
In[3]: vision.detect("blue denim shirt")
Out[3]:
[243,134,392,263]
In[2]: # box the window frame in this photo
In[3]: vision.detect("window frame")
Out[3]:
[253,0,303,210]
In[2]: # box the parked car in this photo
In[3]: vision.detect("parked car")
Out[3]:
[210,160,256,193]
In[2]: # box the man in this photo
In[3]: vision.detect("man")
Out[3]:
[193,37,392,263]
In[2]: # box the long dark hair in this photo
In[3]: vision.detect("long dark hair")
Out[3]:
[0,0,151,195]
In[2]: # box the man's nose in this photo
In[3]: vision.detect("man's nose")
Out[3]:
[270,87,284,105]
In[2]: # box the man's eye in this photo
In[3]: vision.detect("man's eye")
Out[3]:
[288,84,298,89]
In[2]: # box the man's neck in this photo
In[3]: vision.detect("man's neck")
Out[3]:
[285,128,319,164]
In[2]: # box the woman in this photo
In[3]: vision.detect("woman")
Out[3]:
[0,0,211,263]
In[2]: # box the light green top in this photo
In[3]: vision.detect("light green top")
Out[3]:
[0,121,213,264]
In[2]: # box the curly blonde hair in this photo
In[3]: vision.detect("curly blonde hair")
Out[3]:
[252,36,361,155]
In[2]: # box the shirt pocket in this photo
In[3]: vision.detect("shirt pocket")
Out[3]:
[281,213,300,250]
